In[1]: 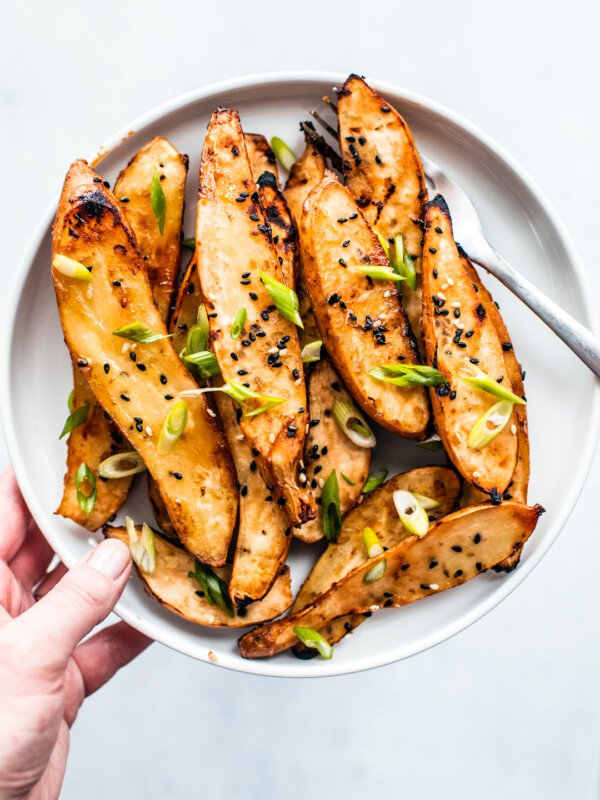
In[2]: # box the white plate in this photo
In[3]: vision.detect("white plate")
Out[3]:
[2,72,598,678]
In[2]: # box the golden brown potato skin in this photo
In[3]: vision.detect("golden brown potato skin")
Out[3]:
[338,74,428,352]
[295,359,371,543]
[196,109,314,526]
[300,170,429,439]
[56,366,133,530]
[52,159,237,565]
[114,136,188,321]
[422,196,518,495]
[239,502,543,658]
[104,526,292,627]
[292,465,461,613]
[244,132,279,184]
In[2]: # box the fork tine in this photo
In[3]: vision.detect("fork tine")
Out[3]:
[299,121,343,172]
[309,109,338,140]
[322,94,338,114]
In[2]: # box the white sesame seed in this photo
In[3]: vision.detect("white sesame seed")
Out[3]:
[447,278,454,286]
[300,460,305,470]
[379,313,387,320]
[318,478,324,488]
[145,426,152,436]
[441,283,449,290]
[472,470,480,478]
[269,433,275,444]
[279,348,288,356]
[456,322,465,329]
[430,584,439,590]
[451,301,461,308]
[237,433,244,440]
[369,605,379,612]
[295,378,302,385]
[511,424,517,434]
[207,408,216,418]
[268,347,278,354]
[306,424,310,434]
[437,291,446,301]
[121,343,130,353]
[384,290,390,298]
[299,472,307,484]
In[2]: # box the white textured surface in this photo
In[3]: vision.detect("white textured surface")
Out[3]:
[1,0,599,797]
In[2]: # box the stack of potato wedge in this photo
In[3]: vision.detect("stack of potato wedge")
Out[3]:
[51,74,542,659]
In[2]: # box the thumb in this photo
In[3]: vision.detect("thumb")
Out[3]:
[7,539,132,678]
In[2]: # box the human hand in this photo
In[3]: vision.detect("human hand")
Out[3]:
[0,468,151,800]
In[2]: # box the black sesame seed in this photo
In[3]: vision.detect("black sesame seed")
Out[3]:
[381,105,391,112]
[451,545,462,552]
[160,374,167,384]
[249,292,258,300]
[136,363,146,371]
[230,353,238,361]
[241,485,248,497]
[249,213,259,221]
[476,562,482,571]
[93,177,102,183]
[339,258,347,267]
[454,569,463,578]
[136,422,143,432]
[103,363,110,373]
[250,461,257,472]
[420,584,431,591]
[112,280,121,286]
[261,311,269,321]
[429,560,438,569]
[432,269,438,279]
[292,368,300,379]
[465,330,474,337]
[121,394,130,401]
[241,340,251,347]
[103,180,110,188]
[454,308,461,318]
[474,533,482,544]
[256,331,266,337]
[502,342,513,351]
[240,279,251,285]
[164,394,173,400]
[172,472,183,480]
[342,240,350,248]
[429,247,437,254]
[450,390,457,400]
[435,226,443,234]
[310,419,320,427]
[470,357,479,364]
[237,369,248,376]
[401,564,410,571]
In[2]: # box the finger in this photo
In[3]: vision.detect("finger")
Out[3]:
[0,468,31,562]
[33,561,68,600]
[3,538,132,680]
[9,519,54,590]
[0,559,27,623]
[72,620,152,698]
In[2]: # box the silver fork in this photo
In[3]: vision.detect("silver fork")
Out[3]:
[305,113,600,379]
[420,153,600,379]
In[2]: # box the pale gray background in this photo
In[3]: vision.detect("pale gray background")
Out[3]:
[2,1,600,798]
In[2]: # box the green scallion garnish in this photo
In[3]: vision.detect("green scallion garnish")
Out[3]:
[321,469,341,543]
[75,463,97,515]
[184,351,221,380]
[230,307,247,340]
[411,492,441,511]
[182,237,196,251]
[259,270,303,328]
[362,468,388,493]
[362,527,387,584]
[332,398,376,448]
[293,626,333,659]
[126,517,156,575]
[301,340,323,363]
[453,361,526,405]
[150,167,167,235]
[340,472,356,486]
[393,490,429,538]
[59,403,90,439]
[52,254,92,282]
[112,322,173,344]
[188,559,234,618]
[157,400,188,455]
[392,233,417,290]
[98,451,147,479]
[369,364,444,388]
[467,399,514,450]
[67,389,74,413]
[270,137,297,172]
[417,433,443,451]
[356,265,404,282]
[180,379,285,418]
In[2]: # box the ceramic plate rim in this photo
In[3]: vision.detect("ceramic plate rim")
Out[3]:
[2,71,598,678]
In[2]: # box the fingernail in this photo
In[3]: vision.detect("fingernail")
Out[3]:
[86,539,131,580]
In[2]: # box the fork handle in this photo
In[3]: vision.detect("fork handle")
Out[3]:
[470,249,600,380]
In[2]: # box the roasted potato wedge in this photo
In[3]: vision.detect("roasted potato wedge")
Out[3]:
[256,171,297,288]
[421,196,519,495]
[300,170,429,439]
[284,137,327,347]
[295,358,371,543]
[104,526,292,627]
[244,132,278,183]
[114,136,188,321]
[52,160,237,565]
[337,74,428,352]
[292,465,461,613]
[56,366,133,530]
[239,501,543,658]
[196,109,314,526]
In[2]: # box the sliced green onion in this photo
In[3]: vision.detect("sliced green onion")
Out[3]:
[369,363,444,388]
[362,468,388,493]
[98,451,147,479]
[332,398,376,448]
[188,559,234,618]
[392,233,417,291]
[270,137,297,172]
[467,400,514,450]
[52,254,92,282]
[180,380,285,418]
[362,527,384,558]
[259,270,303,328]
[340,472,356,486]
[230,307,247,340]
[363,560,387,584]
[75,463,97,515]
[412,492,441,511]
[59,403,90,439]
[197,303,209,341]
[321,470,341,543]
[157,401,188,455]
[417,433,443,451]
[150,167,167,235]
[182,237,196,251]
[393,490,429,538]
[356,265,404,282]
[453,361,526,405]
[126,517,156,575]
[184,351,221,379]
[293,626,333,659]
[376,232,390,260]
[112,322,172,344]
[301,340,322,363]
[67,389,74,413]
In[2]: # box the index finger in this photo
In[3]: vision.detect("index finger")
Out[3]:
[0,468,31,563]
